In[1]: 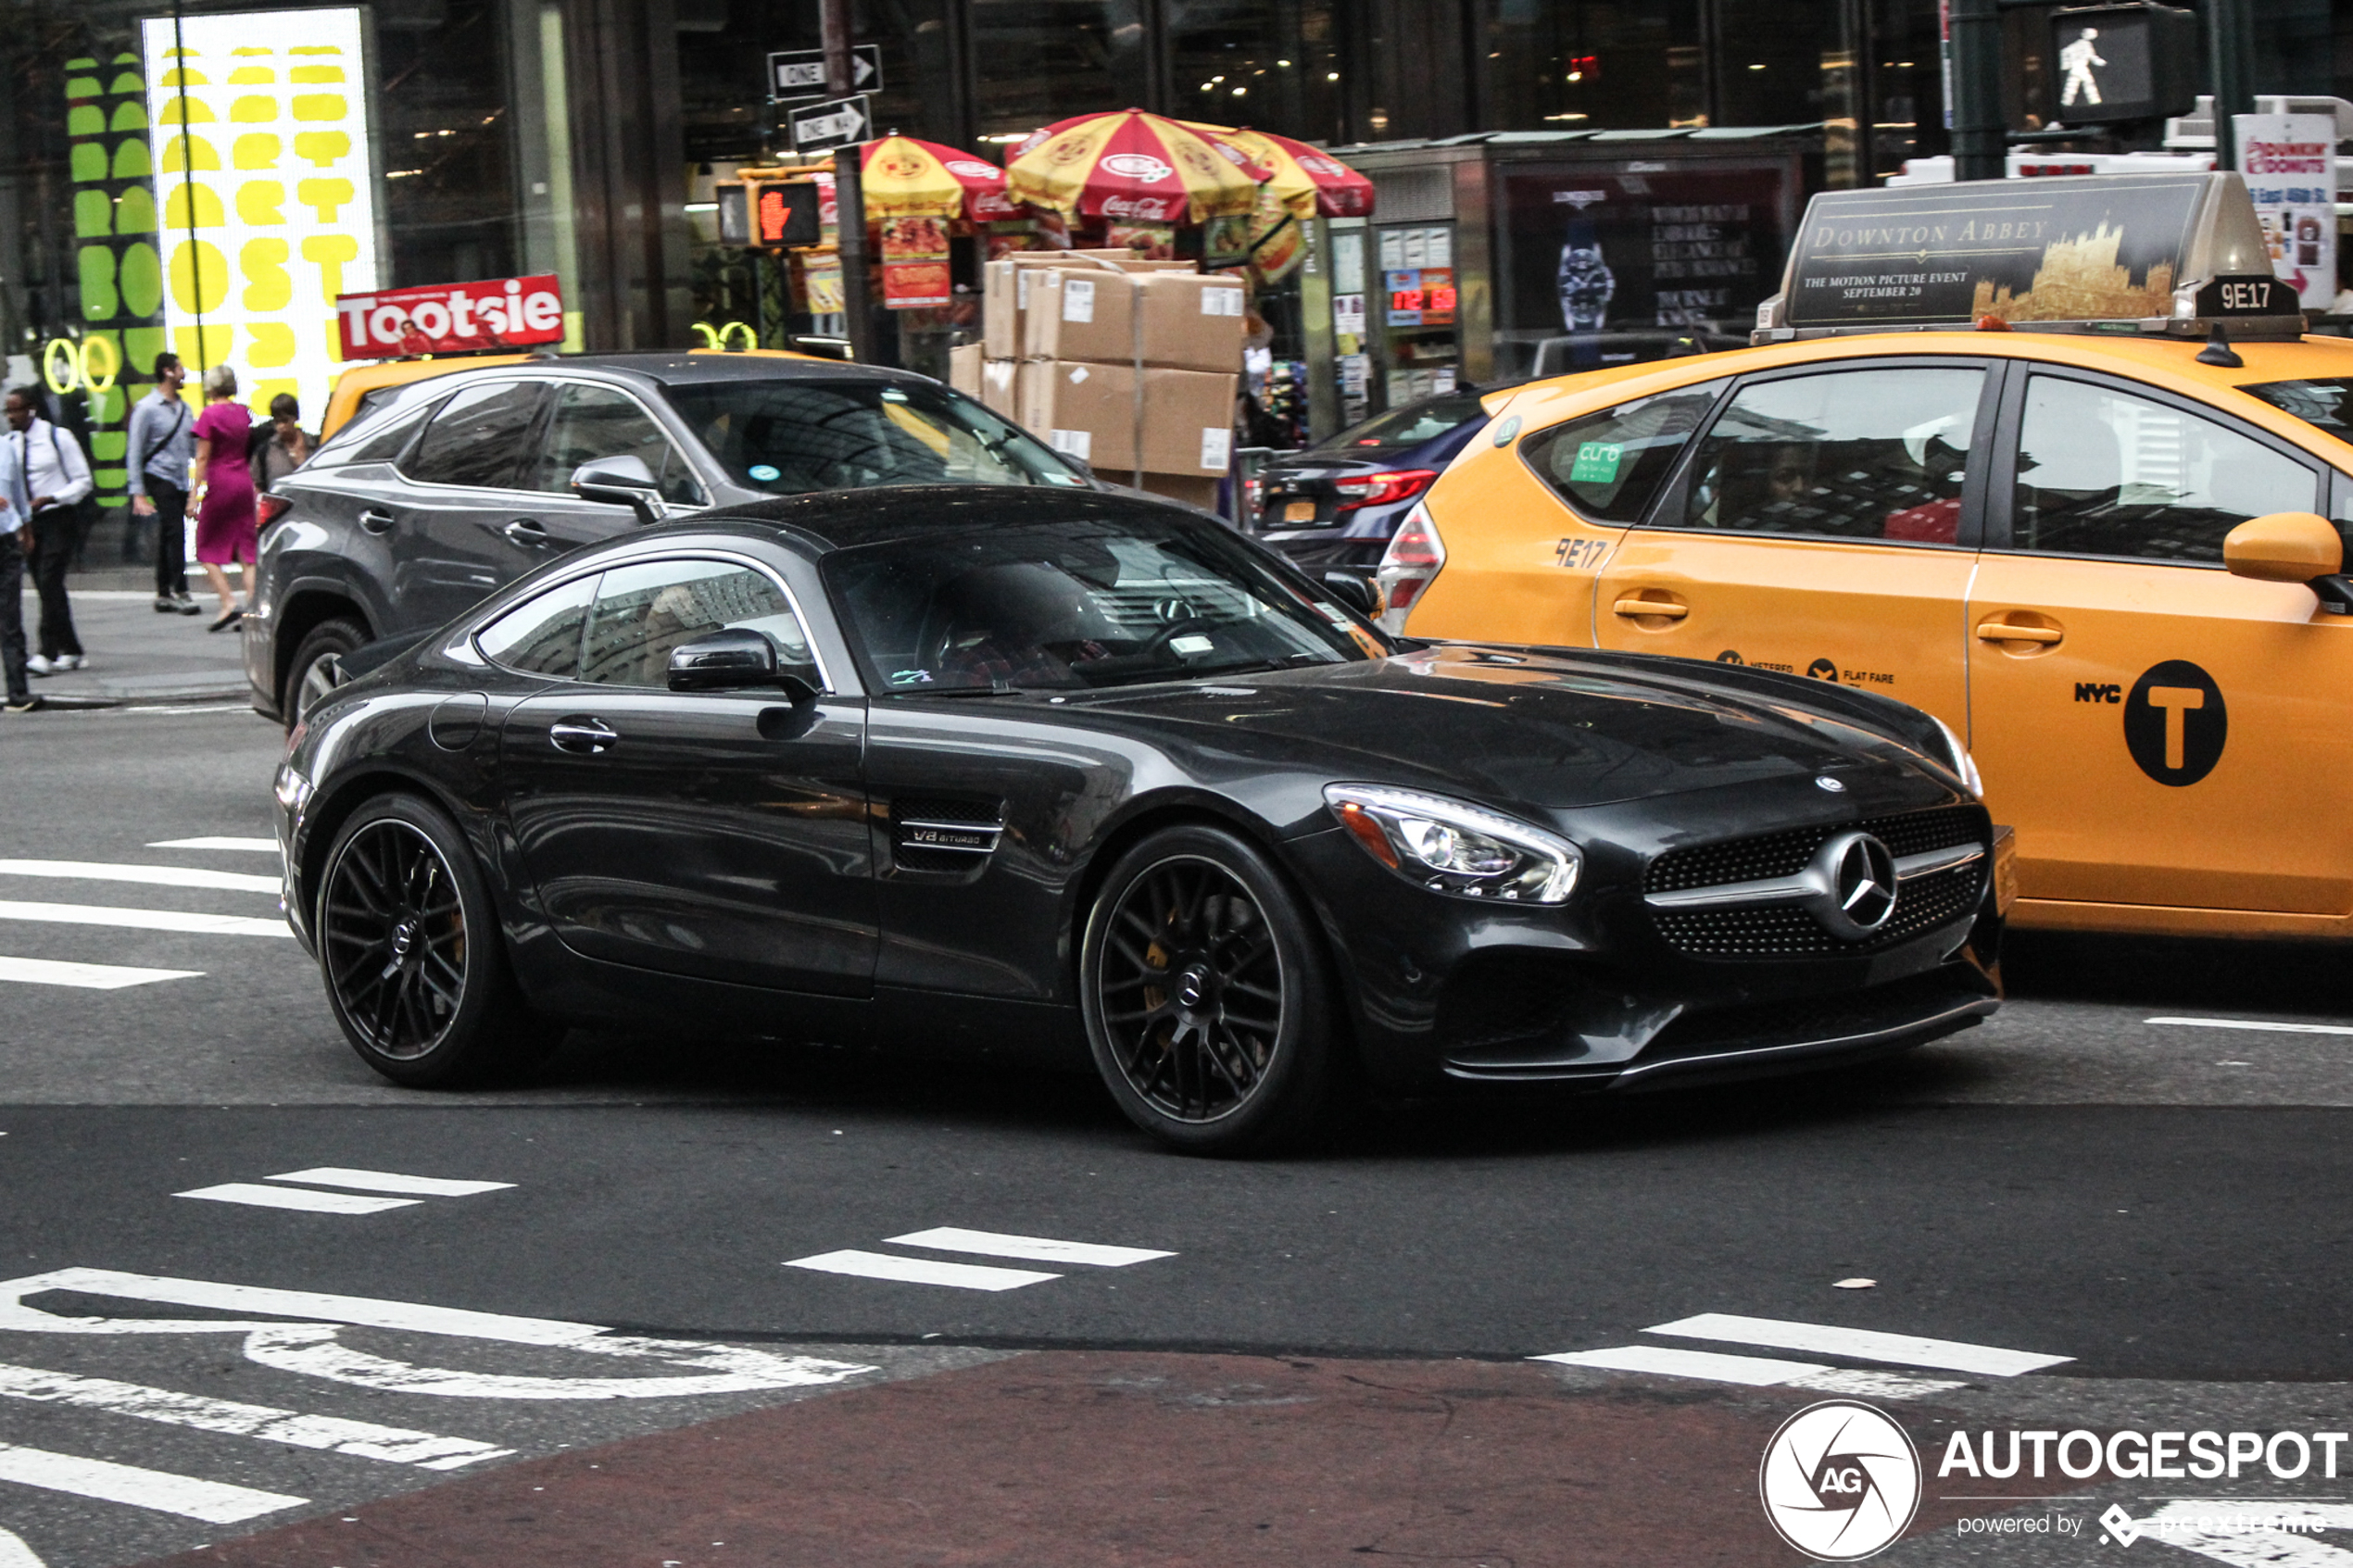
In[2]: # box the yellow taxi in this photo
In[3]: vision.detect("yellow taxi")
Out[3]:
[1385,172,2353,941]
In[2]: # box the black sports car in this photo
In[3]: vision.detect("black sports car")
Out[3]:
[273,486,2008,1154]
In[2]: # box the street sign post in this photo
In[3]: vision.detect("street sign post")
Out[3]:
[788,94,872,156]
[769,44,880,102]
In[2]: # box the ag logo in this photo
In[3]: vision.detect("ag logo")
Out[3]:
[1759,1400,1921,1561]
[1806,658,1839,682]
[2123,659,2226,786]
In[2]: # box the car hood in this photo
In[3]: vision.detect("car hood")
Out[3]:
[1063,644,1951,810]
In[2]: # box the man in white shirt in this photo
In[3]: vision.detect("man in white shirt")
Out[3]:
[0,429,35,711]
[5,386,94,679]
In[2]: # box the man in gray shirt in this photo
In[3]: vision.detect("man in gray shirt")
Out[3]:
[126,351,200,614]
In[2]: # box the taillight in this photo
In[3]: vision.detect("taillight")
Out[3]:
[1332,469,1438,513]
[258,493,292,528]
[1241,474,1265,524]
[1375,503,1445,633]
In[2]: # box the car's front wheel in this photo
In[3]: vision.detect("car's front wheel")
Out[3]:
[317,793,558,1086]
[1080,823,1336,1156]
[284,616,367,728]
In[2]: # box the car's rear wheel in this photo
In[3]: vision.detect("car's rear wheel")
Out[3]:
[285,616,367,728]
[1080,824,1335,1156]
[317,794,557,1087]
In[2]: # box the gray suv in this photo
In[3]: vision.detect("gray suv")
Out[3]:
[247,352,1092,722]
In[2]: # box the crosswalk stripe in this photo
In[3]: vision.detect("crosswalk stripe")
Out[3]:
[785,1248,1061,1292]
[0,1361,510,1469]
[1,1267,605,1347]
[0,1524,44,1568]
[1643,1313,2071,1376]
[0,899,290,938]
[175,1184,422,1215]
[0,1441,305,1524]
[0,859,279,895]
[884,1227,1173,1268]
[146,837,279,853]
[2149,1016,2353,1037]
[268,1168,514,1198]
[1535,1345,1826,1386]
[0,956,200,990]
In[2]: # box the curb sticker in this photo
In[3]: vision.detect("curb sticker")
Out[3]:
[2123,659,2226,785]
[1491,414,1522,446]
[1567,440,1623,483]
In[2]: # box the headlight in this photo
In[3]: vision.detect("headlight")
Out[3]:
[272,761,311,813]
[1323,784,1581,904]
[1931,716,1983,798]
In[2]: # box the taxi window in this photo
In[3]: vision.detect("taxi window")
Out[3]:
[582,558,812,689]
[2240,379,2353,442]
[1678,367,1982,543]
[2010,376,2318,564]
[1520,381,1726,524]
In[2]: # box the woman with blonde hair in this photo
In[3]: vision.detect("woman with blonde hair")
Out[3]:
[188,363,260,630]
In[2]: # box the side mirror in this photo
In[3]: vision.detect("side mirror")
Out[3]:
[2223,511,2353,613]
[666,628,821,699]
[1319,569,1384,619]
[572,455,663,528]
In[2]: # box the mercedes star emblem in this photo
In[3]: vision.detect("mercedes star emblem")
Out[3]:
[1808,831,1898,939]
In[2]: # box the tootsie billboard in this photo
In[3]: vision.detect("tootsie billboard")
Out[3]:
[336,274,566,358]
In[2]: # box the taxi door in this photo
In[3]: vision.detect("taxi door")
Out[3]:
[1966,368,2352,916]
[1591,358,1998,730]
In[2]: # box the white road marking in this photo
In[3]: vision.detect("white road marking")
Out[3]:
[0,1442,305,1524]
[1643,1312,2071,1376]
[0,859,278,895]
[0,1267,612,1346]
[240,1325,875,1399]
[0,956,200,990]
[0,1524,44,1568]
[2136,1501,2353,1564]
[2149,1016,2353,1038]
[0,1361,510,1468]
[786,1248,1061,1292]
[885,1227,1174,1268]
[146,837,279,853]
[268,1168,514,1198]
[1531,1345,1967,1399]
[0,899,290,938]
[175,1183,421,1215]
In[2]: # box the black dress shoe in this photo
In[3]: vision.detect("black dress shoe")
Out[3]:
[207,608,244,633]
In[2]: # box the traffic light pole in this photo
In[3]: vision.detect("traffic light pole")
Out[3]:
[1947,0,2007,181]
[2204,0,2254,171]
[821,0,875,362]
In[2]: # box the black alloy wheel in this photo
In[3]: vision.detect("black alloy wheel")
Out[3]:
[1081,823,1335,1155]
[285,616,366,728]
[318,794,556,1086]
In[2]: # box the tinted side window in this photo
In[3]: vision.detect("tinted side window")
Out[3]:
[1680,367,1984,543]
[535,384,701,506]
[404,381,550,489]
[1521,381,1727,524]
[475,572,597,678]
[582,559,811,689]
[2011,376,2320,563]
[312,395,441,469]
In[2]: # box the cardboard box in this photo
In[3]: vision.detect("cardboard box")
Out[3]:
[948,342,982,399]
[1016,358,1137,473]
[979,357,1018,419]
[1138,368,1239,477]
[982,252,1137,358]
[1022,269,1248,372]
[1136,473,1225,514]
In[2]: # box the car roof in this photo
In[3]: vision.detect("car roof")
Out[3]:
[678,484,1198,554]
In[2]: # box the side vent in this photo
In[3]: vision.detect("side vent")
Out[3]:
[891,797,1005,872]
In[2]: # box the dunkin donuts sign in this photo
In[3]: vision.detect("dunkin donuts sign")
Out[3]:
[336,274,566,358]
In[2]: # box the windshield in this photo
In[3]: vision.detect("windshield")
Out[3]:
[824,513,1389,694]
[2241,379,2353,443]
[661,377,1090,495]
[1313,391,1489,455]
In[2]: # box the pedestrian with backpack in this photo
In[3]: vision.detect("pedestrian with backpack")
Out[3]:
[4,385,93,679]
[126,351,201,615]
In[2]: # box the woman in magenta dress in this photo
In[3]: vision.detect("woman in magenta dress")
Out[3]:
[188,364,259,631]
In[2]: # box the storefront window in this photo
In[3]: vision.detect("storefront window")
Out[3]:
[1475,0,1705,132]
[1167,2,1347,146]
[1713,0,1860,133]
[971,0,1150,139]
[1868,0,1945,178]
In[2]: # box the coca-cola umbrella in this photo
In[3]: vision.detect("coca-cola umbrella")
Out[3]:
[1005,109,1263,225]
[1180,122,1375,220]
[859,134,1023,220]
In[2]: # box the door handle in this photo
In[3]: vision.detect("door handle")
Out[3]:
[1612,594,1689,620]
[501,519,550,548]
[358,508,395,535]
[547,717,619,755]
[1974,619,2063,645]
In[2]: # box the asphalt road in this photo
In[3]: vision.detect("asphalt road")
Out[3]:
[1,702,2349,1567]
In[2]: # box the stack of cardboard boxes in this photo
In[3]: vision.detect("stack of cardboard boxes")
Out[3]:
[950,252,1247,512]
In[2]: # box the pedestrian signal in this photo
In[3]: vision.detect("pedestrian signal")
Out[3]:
[2047,3,2198,126]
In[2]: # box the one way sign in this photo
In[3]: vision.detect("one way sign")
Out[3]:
[787,94,871,154]
[770,44,882,101]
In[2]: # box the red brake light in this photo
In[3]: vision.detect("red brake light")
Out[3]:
[1374,503,1446,633]
[1332,469,1438,513]
[258,493,292,528]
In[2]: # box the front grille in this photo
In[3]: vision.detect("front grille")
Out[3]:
[1645,806,1984,960]
[1637,970,1994,1066]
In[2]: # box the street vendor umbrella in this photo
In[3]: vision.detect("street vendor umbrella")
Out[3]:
[1006,109,1262,225]
[860,134,1022,221]
[1181,123,1376,220]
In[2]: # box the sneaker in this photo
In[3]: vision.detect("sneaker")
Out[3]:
[173,593,202,615]
[154,595,179,613]
[23,655,52,677]
[54,654,84,671]
[3,696,41,714]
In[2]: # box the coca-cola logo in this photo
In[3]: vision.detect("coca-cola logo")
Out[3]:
[944,159,1000,179]
[1297,155,1345,177]
[1099,194,1178,219]
[1101,152,1176,183]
